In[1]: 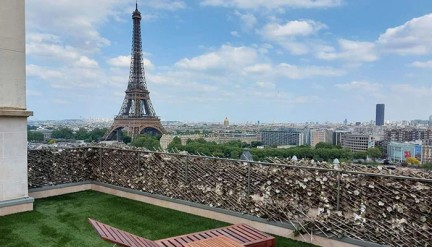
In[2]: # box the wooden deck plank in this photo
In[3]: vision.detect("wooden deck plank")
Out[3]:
[122,231,143,247]
[162,240,177,247]
[156,224,275,247]
[94,221,111,239]
[188,234,203,241]
[216,229,248,243]
[168,239,184,247]
[90,219,275,247]
[89,218,160,247]
[233,225,266,240]
[227,227,258,241]
[172,237,188,246]
[107,225,131,246]
[241,224,272,238]
[184,236,244,247]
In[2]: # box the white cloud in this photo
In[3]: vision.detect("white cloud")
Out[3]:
[243,64,273,73]
[176,53,224,70]
[108,56,131,67]
[151,73,219,93]
[142,0,186,11]
[378,14,432,55]
[334,81,386,102]
[245,63,344,80]
[313,13,432,64]
[139,44,345,110]
[261,20,326,38]
[26,33,62,44]
[289,95,320,104]
[255,43,273,54]
[26,0,122,52]
[144,58,155,70]
[175,45,257,71]
[260,20,326,55]
[275,63,344,79]
[411,60,432,68]
[27,64,63,80]
[27,33,96,65]
[310,13,432,65]
[243,88,319,105]
[245,63,344,79]
[27,62,108,90]
[391,84,432,97]
[174,45,344,80]
[108,55,154,69]
[201,0,342,9]
[230,31,240,37]
[48,68,105,89]
[255,81,275,89]
[27,0,186,52]
[335,81,382,92]
[316,39,378,63]
[234,11,257,31]
[75,56,99,68]
[280,41,310,55]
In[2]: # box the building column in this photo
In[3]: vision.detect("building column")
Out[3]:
[0,0,34,216]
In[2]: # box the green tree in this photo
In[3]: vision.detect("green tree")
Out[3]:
[421,163,432,170]
[51,127,74,139]
[167,136,182,151]
[27,125,37,130]
[353,151,368,160]
[88,128,107,141]
[75,128,89,140]
[27,131,44,142]
[230,150,240,159]
[250,141,262,148]
[315,142,335,149]
[123,135,132,144]
[367,147,382,159]
[131,135,161,150]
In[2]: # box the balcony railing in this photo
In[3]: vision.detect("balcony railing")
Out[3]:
[28,147,432,247]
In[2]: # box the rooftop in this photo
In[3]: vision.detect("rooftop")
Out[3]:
[23,146,432,246]
[0,191,313,247]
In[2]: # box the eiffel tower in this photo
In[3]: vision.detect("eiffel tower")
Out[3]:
[104,2,166,141]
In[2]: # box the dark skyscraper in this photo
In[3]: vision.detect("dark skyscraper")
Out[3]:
[376,104,385,126]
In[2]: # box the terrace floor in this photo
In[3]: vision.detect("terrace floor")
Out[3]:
[0,191,315,247]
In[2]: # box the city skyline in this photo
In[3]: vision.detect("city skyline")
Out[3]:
[26,0,432,122]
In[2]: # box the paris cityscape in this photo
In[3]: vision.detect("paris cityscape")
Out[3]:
[2,1,432,247]
[25,0,432,166]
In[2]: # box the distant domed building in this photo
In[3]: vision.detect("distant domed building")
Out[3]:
[224,117,230,127]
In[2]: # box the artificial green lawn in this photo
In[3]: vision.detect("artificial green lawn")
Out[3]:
[0,191,315,247]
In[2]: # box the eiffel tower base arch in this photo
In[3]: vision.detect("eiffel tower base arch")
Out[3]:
[104,117,166,141]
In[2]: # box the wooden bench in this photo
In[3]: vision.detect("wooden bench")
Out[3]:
[155,223,275,247]
[183,236,244,247]
[89,218,160,247]
[89,218,275,247]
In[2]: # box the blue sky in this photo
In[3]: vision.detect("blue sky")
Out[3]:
[26,0,432,123]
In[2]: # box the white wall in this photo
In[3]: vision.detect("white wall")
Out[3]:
[0,0,29,202]
[0,118,28,201]
[0,0,26,109]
